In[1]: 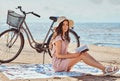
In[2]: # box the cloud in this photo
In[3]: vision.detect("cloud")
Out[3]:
[0,0,120,22]
[90,0,120,5]
[90,0,104,4]
[109,0,120,5]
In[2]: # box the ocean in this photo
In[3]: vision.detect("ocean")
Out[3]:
[0,22,120,48]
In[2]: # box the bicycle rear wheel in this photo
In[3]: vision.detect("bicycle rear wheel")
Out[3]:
[47,29,80,58]
[0,28,24,63]
[68,29,80,53]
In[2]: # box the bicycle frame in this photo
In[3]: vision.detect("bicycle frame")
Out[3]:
[0,6,80,64]
[19,20,55,50]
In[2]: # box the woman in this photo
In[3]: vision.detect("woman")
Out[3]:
[51,16,119,75]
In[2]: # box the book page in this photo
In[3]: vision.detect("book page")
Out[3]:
[75,45,89,53]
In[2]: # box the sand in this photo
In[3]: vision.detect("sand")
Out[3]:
[0,41,120,81]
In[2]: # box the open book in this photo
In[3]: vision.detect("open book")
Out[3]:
[75,45,89,53]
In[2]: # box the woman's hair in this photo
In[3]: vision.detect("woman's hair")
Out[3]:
[52,19,70,42]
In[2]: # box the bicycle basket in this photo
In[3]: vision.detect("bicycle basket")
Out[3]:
[7,10,25,28]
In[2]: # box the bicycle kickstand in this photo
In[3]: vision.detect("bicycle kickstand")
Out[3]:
[42,51,46,64]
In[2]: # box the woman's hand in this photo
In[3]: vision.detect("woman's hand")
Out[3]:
[73,53,81,58]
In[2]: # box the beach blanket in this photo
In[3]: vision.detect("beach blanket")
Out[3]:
[0,62,119,80]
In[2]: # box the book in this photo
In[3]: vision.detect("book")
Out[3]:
[75,45,89,53]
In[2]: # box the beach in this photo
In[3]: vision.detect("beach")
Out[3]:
[0,41,120,81]
[0,0,120,80]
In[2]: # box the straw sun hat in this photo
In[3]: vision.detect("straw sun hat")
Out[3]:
[55,16,74,28]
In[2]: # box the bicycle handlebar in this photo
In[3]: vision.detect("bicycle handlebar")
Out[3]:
[16,6,40,18]
[31,12,40,17]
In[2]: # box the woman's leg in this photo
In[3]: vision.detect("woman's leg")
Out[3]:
[67,52,105,71]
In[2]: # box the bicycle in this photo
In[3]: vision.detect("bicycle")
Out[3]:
[0,6,80,63]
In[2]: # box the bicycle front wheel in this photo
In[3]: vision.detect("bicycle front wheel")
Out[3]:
[0,28,24,63]
[47,29,80,58]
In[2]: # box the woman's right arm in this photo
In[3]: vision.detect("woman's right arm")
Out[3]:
[55,40,80,59]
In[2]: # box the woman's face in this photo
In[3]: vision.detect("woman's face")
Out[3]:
[62,20,69,33]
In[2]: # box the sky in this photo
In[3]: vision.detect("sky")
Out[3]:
[0,0,120,23]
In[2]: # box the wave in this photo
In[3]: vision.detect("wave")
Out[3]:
[93,42,120,48]
[0,22,120,48]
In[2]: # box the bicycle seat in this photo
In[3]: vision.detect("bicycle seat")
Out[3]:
[49,16,58,22]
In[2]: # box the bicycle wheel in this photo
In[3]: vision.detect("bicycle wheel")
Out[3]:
[68,29,80,53]
[47,29,80,58]
[0,28,24,63]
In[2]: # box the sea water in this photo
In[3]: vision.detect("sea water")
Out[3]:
[75,23,120,48]
[0,22,120,48]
